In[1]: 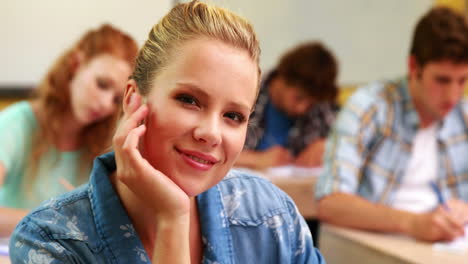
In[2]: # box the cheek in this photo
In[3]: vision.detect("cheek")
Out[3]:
[224,126,247,159]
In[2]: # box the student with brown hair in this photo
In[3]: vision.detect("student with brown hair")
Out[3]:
[9,1,325,263]
[317,7,468,242]
[236,42,339,171]
[0,24,138,236]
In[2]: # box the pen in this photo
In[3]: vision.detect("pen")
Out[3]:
[430,180,450,211]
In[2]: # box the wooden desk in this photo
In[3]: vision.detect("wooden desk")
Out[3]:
[268,176,317,219]
[319,224,468,264]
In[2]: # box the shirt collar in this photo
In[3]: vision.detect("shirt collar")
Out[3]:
[88,152,150,262]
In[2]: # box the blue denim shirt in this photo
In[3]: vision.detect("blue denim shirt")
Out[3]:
[316,78,468,204]
[10,152,325,263]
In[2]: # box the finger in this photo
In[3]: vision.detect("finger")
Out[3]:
[122,124,147,155]
[123,92,144,118]
[437,210,465,240]
[116,105,149,140]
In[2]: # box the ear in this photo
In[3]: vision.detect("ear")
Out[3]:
[69,50,85,73]
[408,55,421,80]
[122,79,142,114]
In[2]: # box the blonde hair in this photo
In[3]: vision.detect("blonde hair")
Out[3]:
[28,24,138,188]
[131,0,260,95]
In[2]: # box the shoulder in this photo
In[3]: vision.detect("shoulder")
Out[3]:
[217,169,296,222]
[345,80,397,112]
[0,101,35,121]
[0,101,36,133]
[11,184,101,251]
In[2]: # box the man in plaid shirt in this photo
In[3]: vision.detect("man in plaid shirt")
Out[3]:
[236,42,339,171]
[316,7,468,242]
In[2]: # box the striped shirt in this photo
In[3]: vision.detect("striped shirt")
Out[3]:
[316,78,468,204]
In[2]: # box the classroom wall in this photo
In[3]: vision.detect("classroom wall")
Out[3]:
[1,0,172,87]
[213,0,434,85]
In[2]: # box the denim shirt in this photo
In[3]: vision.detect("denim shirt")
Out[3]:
[10,152,325,263]
[316,78,468,204]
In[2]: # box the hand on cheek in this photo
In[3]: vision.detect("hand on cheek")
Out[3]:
[113,92,191,221]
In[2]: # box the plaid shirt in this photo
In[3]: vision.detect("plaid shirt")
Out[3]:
[316,78,468,204]
[245,71,339,156]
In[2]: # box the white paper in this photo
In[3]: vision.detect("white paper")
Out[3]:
[266,165,322,178]
[433,226,468,254]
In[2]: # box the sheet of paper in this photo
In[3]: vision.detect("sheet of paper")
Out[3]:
[266,165,322,178]
[433,226,468,254]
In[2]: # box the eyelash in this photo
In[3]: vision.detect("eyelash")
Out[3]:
[175,93,246,124]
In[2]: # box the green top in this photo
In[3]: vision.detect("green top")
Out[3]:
[0,101,89,209]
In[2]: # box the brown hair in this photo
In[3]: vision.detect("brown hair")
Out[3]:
[410,7,468,67]
[131,0,260,96]
[29,24,138,184]
[277,42,338,102]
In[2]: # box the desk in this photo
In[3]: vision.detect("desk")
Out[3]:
[0,256,9,264]
[319,224,468,264]
[268,176,317,219]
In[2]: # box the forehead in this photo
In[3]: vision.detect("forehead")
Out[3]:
[422,60,468,74]
[150,38,259,108]
[85,54,131,76]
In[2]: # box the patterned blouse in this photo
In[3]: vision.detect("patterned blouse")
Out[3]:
[10,152,325,263]
[245,70,339,156]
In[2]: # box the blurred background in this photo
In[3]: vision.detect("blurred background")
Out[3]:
[0,0,465,99]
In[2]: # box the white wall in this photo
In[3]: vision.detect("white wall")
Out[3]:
[2,0,434,86]
[1,0,172,86]
[213,0,434,84]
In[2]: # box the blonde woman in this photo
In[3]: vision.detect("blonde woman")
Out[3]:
[10,2,325,263]
[0,24,138,235]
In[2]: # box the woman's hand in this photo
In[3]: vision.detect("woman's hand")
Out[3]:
[113,93,191,221]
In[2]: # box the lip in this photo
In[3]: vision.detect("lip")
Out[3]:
[175,147,219,171]
[88,109,101,121]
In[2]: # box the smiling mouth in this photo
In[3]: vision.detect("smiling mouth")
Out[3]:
[184,153,214,165]
[175,147,217,166]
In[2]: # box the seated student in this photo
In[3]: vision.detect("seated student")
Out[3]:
[9,1,325,263]
[316,7,468,242]
[236,42,339,171]
[0,24,138,236]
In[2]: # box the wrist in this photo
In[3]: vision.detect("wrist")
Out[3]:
[397,210,418,235]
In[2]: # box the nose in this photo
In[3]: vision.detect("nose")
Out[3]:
[97,92,116,116]
[446,82,463,105]
[293,101,311,116]
[193,114,222,147]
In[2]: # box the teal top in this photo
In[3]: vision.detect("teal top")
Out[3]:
[0,101,89,209]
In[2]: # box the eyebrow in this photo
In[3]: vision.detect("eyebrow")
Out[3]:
[175,82,253,112]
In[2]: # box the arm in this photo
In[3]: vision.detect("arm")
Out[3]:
[316,88,464,242]
[294,138,326,167]
[235,146,292,171]
[0,162,28,237]
[318,192,465,242]
[114,90,190,263]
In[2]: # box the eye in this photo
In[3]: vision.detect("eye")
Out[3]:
[97,78,111,90]
[175,94,199,106]
[224,112,246,123]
